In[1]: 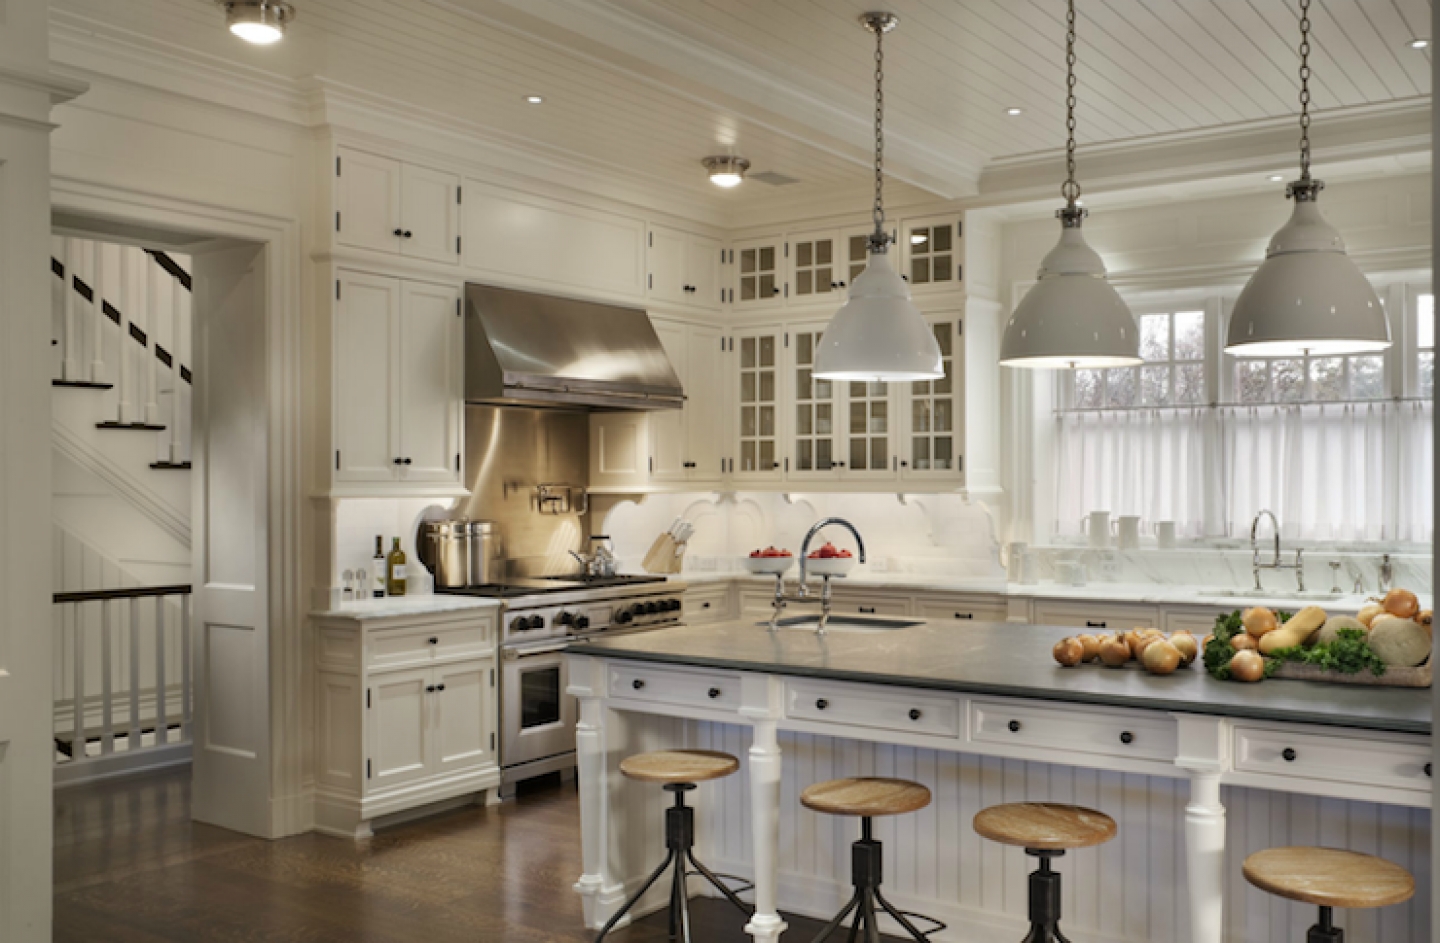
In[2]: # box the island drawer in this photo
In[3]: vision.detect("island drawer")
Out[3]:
[609,663,741,711]
[785,679,961,739]
[368,619,495,668]
[971,699,1178,763]
[1232,724,1431,793]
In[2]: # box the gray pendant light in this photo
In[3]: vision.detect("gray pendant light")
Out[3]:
[1225,0,1389,357]
[999,0,1140,370]
[814,13,944,383]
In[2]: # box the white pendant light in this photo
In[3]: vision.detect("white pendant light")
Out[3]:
[814,13,943,383]
[999,0,1140,370]
[221,1,296,45]
[1225,0,1389,358]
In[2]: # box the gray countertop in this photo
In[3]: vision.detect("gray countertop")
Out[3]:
[568,618,1432,736]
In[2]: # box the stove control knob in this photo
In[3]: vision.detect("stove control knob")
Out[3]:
[527,615,546,630]
[574,615,590,630]
[510,616,528,632]
[631,603,647,616]
[665,599,682,612]
[644,601,659,615]
[554,612,574,626]
[615,611,632,624]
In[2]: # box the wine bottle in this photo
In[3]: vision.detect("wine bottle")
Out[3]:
[387,536,408,597]
[372,536,387,598]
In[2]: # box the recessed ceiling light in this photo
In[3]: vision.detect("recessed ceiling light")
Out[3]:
[701,155,750,188]
[525,95,544,104]
[1408,37,1429,49]
[1269,174,1285,182]
[1006,107,1023,116]
[221,0,295,45]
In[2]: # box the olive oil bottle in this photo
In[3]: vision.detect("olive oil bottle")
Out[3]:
[386,537,408,597]
[372,536,387,598]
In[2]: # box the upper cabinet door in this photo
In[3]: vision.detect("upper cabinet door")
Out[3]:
[334,272,401,483]
[901,217,963,293]
[336,148,402,254]
[901,317,964,481]
[397,281,462,483]
[647,226,688,307]
[399,164,461,265]
[733,328,784,480]
[684,323,724,479]
[685,234,722,309]
[789,324,840,479]
[789,230,840,306]
[842,378,895,478]
[733,238,784,308]
[648,320,689,481]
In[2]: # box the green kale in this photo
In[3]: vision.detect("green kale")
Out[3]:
[1203,610,1244,680]
[1268,628,1387,676]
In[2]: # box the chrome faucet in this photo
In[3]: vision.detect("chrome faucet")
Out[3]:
[769,518,868,635]
[1250,509,1304,592]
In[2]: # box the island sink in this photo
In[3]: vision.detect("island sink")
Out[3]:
[762,614,922,632]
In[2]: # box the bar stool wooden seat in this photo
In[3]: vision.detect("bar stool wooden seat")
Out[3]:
[1243,847,1414,943]
[594,750,751,943]
[974,803,1117,943]
[800,777,943,943]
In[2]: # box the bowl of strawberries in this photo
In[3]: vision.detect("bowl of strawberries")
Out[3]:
[744,547,795,576]
[804,543,856,578]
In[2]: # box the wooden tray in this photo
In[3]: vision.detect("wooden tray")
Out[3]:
[1271,661,1432,688]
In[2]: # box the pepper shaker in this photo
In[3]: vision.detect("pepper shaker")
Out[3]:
[1328,561,1342,594]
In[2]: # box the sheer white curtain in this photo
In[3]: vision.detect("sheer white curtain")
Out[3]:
[1053,409,1210,537]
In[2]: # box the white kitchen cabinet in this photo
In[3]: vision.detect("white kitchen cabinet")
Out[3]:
[733,237,785,307]
[589,411,650,491]
[788,229,842,306]
[648,225,722,310]
[915,592,1008,622]
[731,327,784,481]
[333,271,462,493]
[901,215,962,293]
[841,378,894,477]
[899,316,964,481]
[1030,600,1161,632]
[788,323,840,479]
[335,147,461,264]
[314,607,501,839]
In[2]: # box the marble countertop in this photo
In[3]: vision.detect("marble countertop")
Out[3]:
[569,618,1431,735]
[678,571,1388,612]
[312,595,502,620]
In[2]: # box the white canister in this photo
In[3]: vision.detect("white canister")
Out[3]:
[1056,560,1087,587]
[1006,542,1029,582]
[1019,551,1040,585]
[1115,515,1141,551]
[1155,521,1177,549]
[1081,511,1111,549]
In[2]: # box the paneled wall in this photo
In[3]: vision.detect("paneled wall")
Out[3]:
[607,717,1432,943]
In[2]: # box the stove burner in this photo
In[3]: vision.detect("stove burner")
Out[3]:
[436,574,668,598]
[537,574,668,588]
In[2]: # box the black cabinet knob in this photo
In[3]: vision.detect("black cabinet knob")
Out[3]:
[402,458,412,465]
[900,461,909,467]
[1426,763,1432,778]
[436,684,445,692]
[708,688,721,699]
[393,457,403,465]
[403,230,413,238]
[1120,731,1134,745]
[426,685,436,693]
[632,679,645,690]
[393,228,404,237]
[908,709,922,721]
[1008,720,1021,733]
[428,637,438,645]
[1282,748,1297,762]
[772,286,781,294]
[815,698,829,710]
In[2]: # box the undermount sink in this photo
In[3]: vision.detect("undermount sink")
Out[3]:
[762,615,924,633]
[1202,589,1343,602]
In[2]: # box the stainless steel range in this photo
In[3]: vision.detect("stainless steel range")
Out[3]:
[439,574,685,795]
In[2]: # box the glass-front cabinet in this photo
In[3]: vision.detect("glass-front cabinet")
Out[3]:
[789,325,839,479]
[845,379,892,477]
[901,316,964,481]
[902,217,962,293]
[733,327,784,481]
[789,231,839,305]
[733,237,784,308]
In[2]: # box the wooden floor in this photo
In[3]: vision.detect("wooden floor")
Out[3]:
[55,768,897,942]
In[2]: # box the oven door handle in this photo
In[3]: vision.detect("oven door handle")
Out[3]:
[504,642,571,659]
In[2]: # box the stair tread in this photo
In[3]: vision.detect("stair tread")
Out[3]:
[96,421,167,431]
[53,379,115,390]
[149,461,192,470]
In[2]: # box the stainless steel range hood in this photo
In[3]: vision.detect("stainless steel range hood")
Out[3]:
[464,283,683,410]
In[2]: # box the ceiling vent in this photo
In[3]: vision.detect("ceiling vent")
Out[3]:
[749,171,800,187]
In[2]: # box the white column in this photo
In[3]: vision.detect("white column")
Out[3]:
[569,654,614,929]
[741,676,787,943]
[89,240,105,381]
[1175,715,1230,943]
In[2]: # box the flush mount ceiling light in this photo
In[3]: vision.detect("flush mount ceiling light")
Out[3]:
[1006,107,1024,116]
[813,12,943,383]
[999,0,1139,369]
[220,0,295,44]
[525,95,544,104]
[701,155,750,188]
[1269,173,1285,182]
[1409,37,1429,49]
[1225,0,1390,358]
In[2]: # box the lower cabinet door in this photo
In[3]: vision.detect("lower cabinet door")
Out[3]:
[433,660,494,775]
[369,667,432,791]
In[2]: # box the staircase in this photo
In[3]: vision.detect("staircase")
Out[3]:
[51,236,194,553]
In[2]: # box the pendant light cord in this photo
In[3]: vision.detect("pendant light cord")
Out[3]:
[1061,0,1080,208]
[1289,0,1322,201]
[869,19,890,252]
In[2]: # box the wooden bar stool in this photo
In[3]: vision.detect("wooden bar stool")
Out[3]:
[800,777,944,943]
[973,802,1117,943]
[1243,847,1415,943]
[593,749,751,943]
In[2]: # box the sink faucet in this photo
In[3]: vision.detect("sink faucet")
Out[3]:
[1250,509,1304,593]
[769,518,867,635]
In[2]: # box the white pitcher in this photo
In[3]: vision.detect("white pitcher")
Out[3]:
[1115,515,1141,550]
[1155,521,1177,550]
[1081,511,1111,549]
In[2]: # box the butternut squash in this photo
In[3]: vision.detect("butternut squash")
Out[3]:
[1258,606,1328,655]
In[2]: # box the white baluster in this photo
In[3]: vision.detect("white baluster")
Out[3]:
[115,249,131,424]
[100,600,114,755]
[71,602,85,761]
[143,261,159,425]
[90,241,105,382]
[62,238,78,381]
[180,593,192,743]
[168,275,181,462]
[154,595,167,746]
[129,597,141,750]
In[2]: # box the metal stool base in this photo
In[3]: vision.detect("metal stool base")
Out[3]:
[594,783,752,943]
[808,818,942,943]
[1307,906,1343,943]
[1018,849,1072,943]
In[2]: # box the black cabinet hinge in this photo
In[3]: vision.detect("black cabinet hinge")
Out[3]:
[455,453,460,473]
[957,264,963,282]
[957,319,963,335]
[784,283,789,298]
[490,668,495,687]
[336,280,341,300]
[648,456,654,474]
[457,186,462,205]
[648,273,653,290]
[366,759,372,779]
[784,457,789,473]
[784,242,789,258]
[366,688,371,708]
[457,236,462,254]
[336,155,341,176]
[335,450,340,471]
[958,455,964,472]
[456,298,461,317]
[784,332,789,347]
[956,219,963,238]
[490,732,496,751]
[335,211,341,232]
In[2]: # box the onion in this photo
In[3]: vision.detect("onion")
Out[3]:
[1099,636,1132,667]
[1228,650,1265,682]
[1142,640,1181,675]
[1382,588,1420,619]
[1357,603,1385,628]
[1243,607,1278,638]
[1169,632,1198,666]
[1053,637,1085,667]
[1076,635,1101,662]
[1231,633,1259,652]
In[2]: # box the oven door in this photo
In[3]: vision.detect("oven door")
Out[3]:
[501,641,577,768]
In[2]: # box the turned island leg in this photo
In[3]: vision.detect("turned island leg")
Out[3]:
[570,656,613,930]
[1176,715,1229,943]
[745,717,788,943]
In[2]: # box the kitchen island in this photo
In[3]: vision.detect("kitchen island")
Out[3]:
[567,618,1431,943]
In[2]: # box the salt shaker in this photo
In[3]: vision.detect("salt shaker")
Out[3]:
[342,569,355,601]
[1328,561,1342,594]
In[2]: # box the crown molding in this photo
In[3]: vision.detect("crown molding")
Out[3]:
[0,60,88,106]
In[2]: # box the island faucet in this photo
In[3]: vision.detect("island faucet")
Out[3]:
[769,518,867,635]
[1250,509,1304,593]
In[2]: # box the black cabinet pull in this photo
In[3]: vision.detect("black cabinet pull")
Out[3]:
[908,709,922,721]
[708,688,721,699]
[858,606,877,614]
[701,601,712,609]
[1282,748,1297,762]
[403,230,413,238]
[1120,731,1134,745]
[428,637,438,645]
[393,228,404,237]
[402,458,412,465]
[632,679,645,690]
[815,698,829,710]
[954,613,974,620]
[436,684,445,692]
[1007,720,1021,733]
[1426,763,1432,778]
[1085,620,1107,628]
[900,460,909,467]
[426,685,436,693]
[393,457,403,465]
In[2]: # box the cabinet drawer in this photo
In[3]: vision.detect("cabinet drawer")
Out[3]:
[685,585,733,625]
[916,594,1008,623]
[827,593,912,617]
[786,679,960,739]
[610,663,741,711]
[369,620,494,668]
[1233,724,1430,793]
[972,699,1178,763]
[1031,601,1159,632]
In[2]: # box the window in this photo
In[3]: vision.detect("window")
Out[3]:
[1417,292,1433,398]
[1072,311,1205,408]
[1233,353,1386,403]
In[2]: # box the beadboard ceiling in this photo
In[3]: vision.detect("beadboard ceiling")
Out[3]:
[53,0,1432,220]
